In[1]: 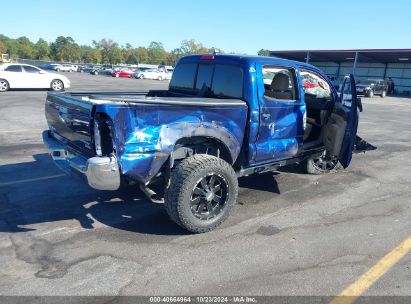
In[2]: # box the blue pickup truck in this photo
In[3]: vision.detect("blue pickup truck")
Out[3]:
[43,54,362,233]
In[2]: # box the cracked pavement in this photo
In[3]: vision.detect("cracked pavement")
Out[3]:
[0,73,410,296]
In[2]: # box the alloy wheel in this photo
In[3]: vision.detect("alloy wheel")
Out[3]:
[312,150,339,172]
[190,173,229,220]
[51,80,63,91]
[0,80,9,92]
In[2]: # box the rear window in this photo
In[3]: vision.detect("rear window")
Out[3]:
[170,62,243,99]
[5,65,23,72]
[195,64,213,92]
[211,65,243,99]
[169,63,197,91]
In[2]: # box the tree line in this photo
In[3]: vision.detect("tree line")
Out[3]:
[0,35,226,65]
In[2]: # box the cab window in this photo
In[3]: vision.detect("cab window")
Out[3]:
[262,66,297,101]
[23,66,40,73]
[169,63,197,92]
[299,70,333,106]
[5,65,23,72]
[211,64,243,99]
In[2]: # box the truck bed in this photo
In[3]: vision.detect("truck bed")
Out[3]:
[45,90,248,184]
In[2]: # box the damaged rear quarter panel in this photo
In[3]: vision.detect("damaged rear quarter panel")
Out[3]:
[95,102,248,184]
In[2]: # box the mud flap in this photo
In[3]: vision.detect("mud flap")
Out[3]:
[353,135,377,153]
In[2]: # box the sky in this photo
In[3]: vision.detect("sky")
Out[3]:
[2,0,411,55]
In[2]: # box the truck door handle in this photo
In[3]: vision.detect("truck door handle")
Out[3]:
[262,113,271,120]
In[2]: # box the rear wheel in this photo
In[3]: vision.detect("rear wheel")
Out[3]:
[140,74,145,79]
[56,68,60,72]
[303,150,340,174]
[366,90,374,98]
[0,79,9,92]
[158,76,163,81]
[50,79,64,91]
[165,155,238,233]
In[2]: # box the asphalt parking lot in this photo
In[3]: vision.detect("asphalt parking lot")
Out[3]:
[0,72,410,298]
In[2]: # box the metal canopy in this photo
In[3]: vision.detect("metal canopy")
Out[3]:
[269,49,411,64]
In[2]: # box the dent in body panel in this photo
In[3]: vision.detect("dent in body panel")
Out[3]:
[96,103,247,184]
[255,103,305,162]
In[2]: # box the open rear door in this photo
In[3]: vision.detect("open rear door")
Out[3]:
[323,74,360,168]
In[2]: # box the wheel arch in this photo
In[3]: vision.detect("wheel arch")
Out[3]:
[171,136,234,167]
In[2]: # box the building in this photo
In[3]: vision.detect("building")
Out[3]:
[269,49,411,95]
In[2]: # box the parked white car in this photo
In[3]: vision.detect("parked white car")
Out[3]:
[0,64,70,92]
[53,64,77,72]
[137,69,170,80]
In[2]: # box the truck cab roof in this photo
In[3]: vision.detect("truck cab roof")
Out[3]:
[178,54,322,74]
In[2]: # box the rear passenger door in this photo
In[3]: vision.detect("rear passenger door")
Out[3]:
[3,65,25,88]
[254,64,305,163]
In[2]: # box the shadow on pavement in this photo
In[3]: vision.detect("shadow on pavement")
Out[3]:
[239,172,281,194]
[0,153,189,236]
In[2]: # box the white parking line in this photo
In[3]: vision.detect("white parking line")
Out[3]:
[0,174,65,187]
[0,129,44,133]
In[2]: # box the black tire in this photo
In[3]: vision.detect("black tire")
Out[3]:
[140,74,144,79]
[0,79,10,92]
[50,79,64,91]
[303,150,341,174]
[164,154,238,233]
[56,68,60,72]
[381,90,386,98]
[366,90,374,98]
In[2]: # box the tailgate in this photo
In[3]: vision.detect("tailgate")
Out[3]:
[45,92,95,156]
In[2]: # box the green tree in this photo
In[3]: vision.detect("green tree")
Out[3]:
[257,49,270,56]
[126,54,138,64]
[134,47,149,64]
[147,41,167,64]
[35,38,50,60]
[16,36,35,59]
[0,41,7,54]
[79,45,101,64]
[50,36,80,62]
[180,39,209,55]
[168,47,184,65]
[94,39,122,64]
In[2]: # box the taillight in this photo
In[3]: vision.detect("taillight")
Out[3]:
[94,121,102,156]
[200,55,215,60]
[93,117,114,156]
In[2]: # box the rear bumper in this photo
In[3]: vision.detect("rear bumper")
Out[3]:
[42,131,120,191]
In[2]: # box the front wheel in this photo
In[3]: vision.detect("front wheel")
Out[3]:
[381,90,386,98]
[165,155,238,233]
[50,79,64,91]
[140,74,144,79]
[158,76,163,81]
[0,79,10,92]
[366,90,374,98]
[303,150,341,174]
